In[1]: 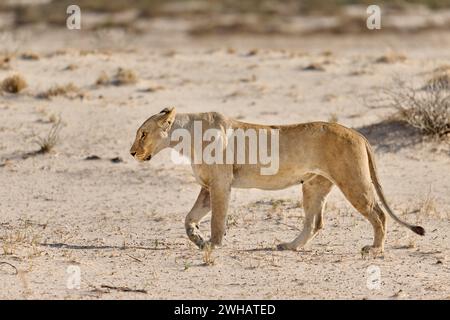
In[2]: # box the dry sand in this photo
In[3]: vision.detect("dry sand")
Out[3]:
[0,28,449,299]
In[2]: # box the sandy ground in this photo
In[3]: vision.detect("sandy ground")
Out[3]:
[0,28,449,299]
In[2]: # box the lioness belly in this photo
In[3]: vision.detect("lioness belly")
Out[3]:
[232,166,308,190]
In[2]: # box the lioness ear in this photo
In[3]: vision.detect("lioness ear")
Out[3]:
[157,107,176,131]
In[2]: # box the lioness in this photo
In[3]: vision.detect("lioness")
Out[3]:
[130,108,424,255]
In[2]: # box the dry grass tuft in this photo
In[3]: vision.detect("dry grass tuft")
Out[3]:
[425,69,450,89]
[96,68,139,86]
[226,214,238,228]
[328,113,339,123]
[183,260,191,271]
[376,52,407,64]
[1,74,27,93]
[96,71,111,86]
[2,234,15,255]
[227,47,236,54]
[0,55,11,70]
[63,63,78,71]
[143,84,165,92]
[418,188,439,217]
[321,50,333,57]
[245,49,259,57]
[1,223,42,257]
[33,119,62,154]
[113,67,138,85]
[430,65,450,75]
[20,52,40,60]
[202,243,215,266]
[38,83,83,99]
[302,62,325,71]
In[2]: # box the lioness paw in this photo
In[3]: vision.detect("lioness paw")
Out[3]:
[360,245,384,259]
[186,227,206,249]
[277,242,296,251]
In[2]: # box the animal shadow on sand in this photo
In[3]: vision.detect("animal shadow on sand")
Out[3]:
[356,120,424,153]
[40,242,169,251]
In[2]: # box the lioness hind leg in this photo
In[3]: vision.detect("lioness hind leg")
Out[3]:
[277,175,333,251]
[361,203,386,256]
[337,180,386,256]
[185,187,210,248]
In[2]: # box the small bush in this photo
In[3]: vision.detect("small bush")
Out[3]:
[384,79,450,138]
[1,74,27,93]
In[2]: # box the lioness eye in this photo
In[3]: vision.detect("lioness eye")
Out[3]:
[141,132,146,139]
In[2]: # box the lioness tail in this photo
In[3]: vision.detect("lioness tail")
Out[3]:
[365,142,425,236]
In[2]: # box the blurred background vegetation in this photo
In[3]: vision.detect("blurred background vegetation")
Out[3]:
[2,0,450,18]
[1,0,450,34]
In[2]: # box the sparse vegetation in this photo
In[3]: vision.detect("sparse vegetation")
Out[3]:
[33,119,62,154]
[245,49,259,57]
[20,52,40,60]
[113,68,138,86]
[37,83,83,99]
[302,62,325,71]
[383,79,450,138]
[418,188,439,217]
[97,68,138,86]
[2,234,15,255]
[1,224,41,257]
[1,74,27,93]
[64,63,78,71]
[0,55,11,70]
[425,67,450,89]
[0,0,449,299]
[202,243,215,266]
[226,214,238,228]
[1,0,450,37]
[376,52,407,64]
[328,113,339,123]
[143,84,165,92]
[96,71,111,86]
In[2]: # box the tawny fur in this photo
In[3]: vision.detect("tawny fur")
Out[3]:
[130,108,424,255]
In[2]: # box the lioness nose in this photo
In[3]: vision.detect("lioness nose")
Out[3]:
[130,151,136,157]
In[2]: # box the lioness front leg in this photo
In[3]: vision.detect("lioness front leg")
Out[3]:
[185,187,210,249]
[208,182,231,248]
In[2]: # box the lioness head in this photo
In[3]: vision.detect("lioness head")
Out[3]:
[130,107,176,162]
